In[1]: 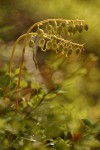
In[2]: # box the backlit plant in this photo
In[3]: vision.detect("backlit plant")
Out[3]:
[0,19,100,150]
[8,19,88,110]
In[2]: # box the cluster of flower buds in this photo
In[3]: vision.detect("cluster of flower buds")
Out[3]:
[28,19,87,57]
[43,20,88,36]
[37,34,85,57]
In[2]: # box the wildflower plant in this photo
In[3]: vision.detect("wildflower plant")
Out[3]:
[8,19,88,110]
[0,19,100,150]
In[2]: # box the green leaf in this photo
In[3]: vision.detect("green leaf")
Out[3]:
[92,121,100,132]
[55,138,70,150]
[82,119,93,128]
[1,74,11,88]
[14,68,20,75]
[31,82,40,89]
[45,93,57,100]
[20,80,28,88]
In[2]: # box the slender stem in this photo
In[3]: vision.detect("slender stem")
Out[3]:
[15,47,25,110]
[8,33,36,75]
[8,34,25,75]
[14,19,85,110]
[15,23,41,110]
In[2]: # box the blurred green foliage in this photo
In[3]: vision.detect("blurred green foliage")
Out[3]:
[0,68,100,149]
[0,0,100,149]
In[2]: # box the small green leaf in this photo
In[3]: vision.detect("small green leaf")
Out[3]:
[82,119,93,128]
[55,138,69,150]
[92,121,100,132]
[45,93,57,100]
[20,80,28,88]
[14,68,20,75]
[2,74,11,88]
[31,82,40,89]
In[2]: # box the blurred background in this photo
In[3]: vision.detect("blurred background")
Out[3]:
[0,0,100,123]
[0,0,100,55]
